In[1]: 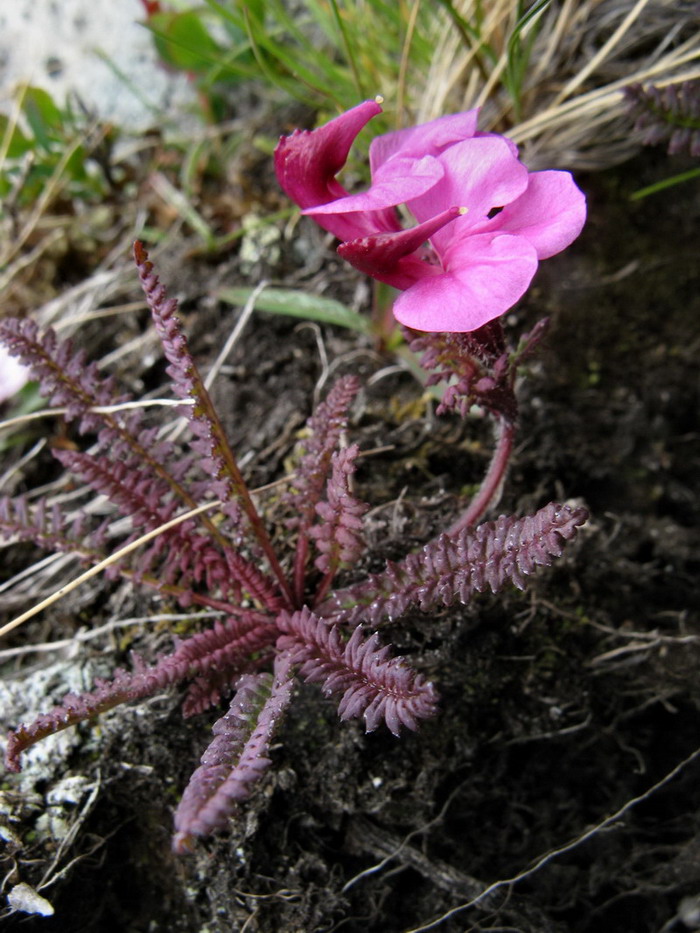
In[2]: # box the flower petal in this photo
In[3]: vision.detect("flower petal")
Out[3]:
[393,233,538,333]
[274,99,397,240]
[408,137,529,254]
[338,207,463,288]
[369,109,480,171]
[475,130,520,158]
[306,154,443,215]
[274,99,381,209]
[490,170,587,258]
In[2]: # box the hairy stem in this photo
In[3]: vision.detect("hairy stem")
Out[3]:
[448,418,516,535]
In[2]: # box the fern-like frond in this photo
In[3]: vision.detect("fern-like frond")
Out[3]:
[407,322,517,422]
[54,449,178,530]
[282,375,360,601]
[134,242,294,606]
[182,656,269,718]
[0,317,127,435]
[1,452,278,609]
[0,316,218,534]
[54,448,284,606]
[4,613,275,772]
[310,443,368,577]
[283,375,360,529]
[624,81,700,156]
[277,607,438,735]
[174,615,278,715]
[320,503,588,625]
[0,494,107,561]
[221,548,285,611]
[134,242,244,505]
[4,663,177,774]
[168,614,272,665]
[172,653,294,853]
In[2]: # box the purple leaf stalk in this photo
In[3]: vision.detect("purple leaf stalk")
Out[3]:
[1,102,588,853]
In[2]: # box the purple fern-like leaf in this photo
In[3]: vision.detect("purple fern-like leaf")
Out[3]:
[134,242,246,507]
[282,375,360,600]
[277,607,438,735]
[0,318,128,434]
[52,448,282,607]
[0,318,170,467]
[182,657,269,718]
[134,242,294,607]
[53,449,178,530]
[282,375,360,529]
[4,663,177,774]
[624,81,700,156]
[176,616,278,716]
[4,612,276,773]
[0,494,101,560]
[0,316,222,538]
[221,548,285,611]
[310,443,368,576]
[172,653,294,853]
[408,321,517,422]
[320,502,588,625]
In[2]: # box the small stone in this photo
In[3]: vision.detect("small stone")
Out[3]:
[7,882,54,917]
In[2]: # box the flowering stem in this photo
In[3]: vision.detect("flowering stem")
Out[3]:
[370,280,399,348]
[448,418,516,535]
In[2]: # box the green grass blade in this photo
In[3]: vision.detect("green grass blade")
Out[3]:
[240,5,347,107]
[219,287,371,334]
[435,0,498,64]
[327,0,366,99]
[630,166,700,200]
[505,0,553,120]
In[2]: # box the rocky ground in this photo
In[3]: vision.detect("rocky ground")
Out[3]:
[0,0,194,130]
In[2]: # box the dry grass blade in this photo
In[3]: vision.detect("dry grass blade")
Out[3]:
[415,0,700,169]
[0,612,224,661]
[551,0,653,105]
[0,399,192,437]
[396,0,423,128]
[0,123,106,277]
[0,500,222,639]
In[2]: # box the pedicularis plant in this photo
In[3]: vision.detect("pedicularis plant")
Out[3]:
[624,80,700,156]
[1,100,587,853]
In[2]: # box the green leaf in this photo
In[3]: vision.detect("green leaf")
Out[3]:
[21,87,66,150]
[0,381,44,454]
[149,11,223,73]
[201,0,246,30]
[219,287,371,334]
[0,115,32,158]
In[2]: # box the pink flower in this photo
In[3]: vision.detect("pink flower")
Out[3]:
[275,100,586,333]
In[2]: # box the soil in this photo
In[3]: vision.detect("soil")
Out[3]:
[1,143,699,933]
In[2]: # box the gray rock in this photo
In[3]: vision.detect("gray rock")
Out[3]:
[0,0,196,130]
